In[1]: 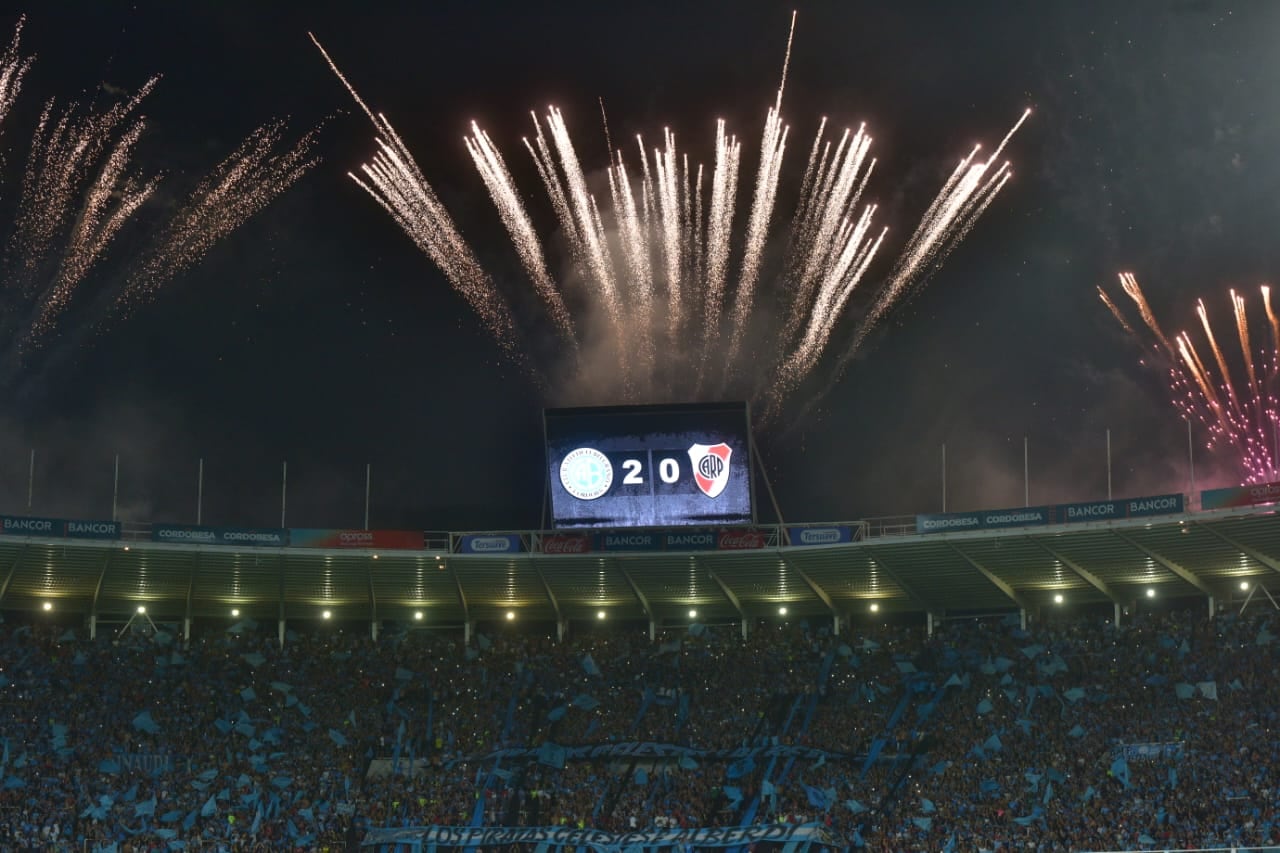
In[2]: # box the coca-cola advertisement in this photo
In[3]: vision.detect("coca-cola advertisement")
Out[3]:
[541,534,593,554]
[717,528,768,550]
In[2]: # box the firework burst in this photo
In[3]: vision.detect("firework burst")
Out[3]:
[314,16,1027,416]
[0,16,319,386]
[1102,272,1280,484]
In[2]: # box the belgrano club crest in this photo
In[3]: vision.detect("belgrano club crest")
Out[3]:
[688,443,732,498]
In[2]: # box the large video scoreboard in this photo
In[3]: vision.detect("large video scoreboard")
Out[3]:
[544,403,755,529]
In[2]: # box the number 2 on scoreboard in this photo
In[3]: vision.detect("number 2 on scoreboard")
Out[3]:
[621,458,644,485]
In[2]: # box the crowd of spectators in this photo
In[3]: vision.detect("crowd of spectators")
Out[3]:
[0,601,1276,852]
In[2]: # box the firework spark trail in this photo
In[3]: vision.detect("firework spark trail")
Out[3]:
[1104,273,1280,483]
[12,77,158,290]
[465,122,574,342]
[311,33,516,353]
[318,17,1025,413]
[0,15,32,137]
[123,120,320,308]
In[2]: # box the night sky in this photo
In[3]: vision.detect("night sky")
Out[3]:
[1,1,1276,531]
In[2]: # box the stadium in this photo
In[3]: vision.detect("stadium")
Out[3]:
[4,3,1280,852]
[3,402,1280,852]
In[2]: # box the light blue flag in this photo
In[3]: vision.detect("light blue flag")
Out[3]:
[197,769,217,781]
[328,729,348,747]
[912,817,932,831]
[132,711,161,734]
[689,622,706,637]
[581,654,601,676]
[160,810,182,824]
[1258,627,1274,646]
[476,633,492,651]
[572,694,601,711]
[633,768,648,785]
[723,785,743,803]
[99,758,121,774]
[1020,644,1045,659]
[1068,724,1086,738]
[837,643,853,657]
[1109,757,1131,788]
[994,656,1014,671]
[678,754,698,770]
[270,681,292,693]
[240,687,256,702]
[1063,687,1086,703]
[983,734,1002,752]
[943,674,963,688]
[896,661,917,674]
[547,706,567,721]
[395,667,414,681]
[241,652,266,668]
[921,798,935,813]
[1174,683,1196,700]
[134,797,156,817]
[976,699,993,715]
[931,760,950,775]
[200,796,216,817]
[1197,681,1218,700]
[844,799,867,813]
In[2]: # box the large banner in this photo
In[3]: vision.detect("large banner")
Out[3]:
[447,741,852,768]
[364,822,837,852]
[787,525,855,547]
[1,515,121,541]
[1201,480,1280,511]
[916,493,1185,534]
[456,534,524,555]
[917,506,1051,534]
[290,529,423,550]
[151,524,287,547]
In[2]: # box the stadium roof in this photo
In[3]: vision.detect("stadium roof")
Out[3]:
[2,505,1278,631]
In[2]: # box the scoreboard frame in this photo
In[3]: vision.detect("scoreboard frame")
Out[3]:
[541,402,759,530]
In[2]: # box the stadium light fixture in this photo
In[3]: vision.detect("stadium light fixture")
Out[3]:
[231,608,240,617]
[597,610,606,620]
[123,546,130,551]
[414,611,424,621]
[372,554,379,560]
[1146,588,1156,598]
[136,605,146,614]
[322,610,332,620]
[506,611,515,621]
[778,606,788,616]
[42,601,52,611]
[1240,580,1250,590]
[688,609,697,619]
[870,603,880,613]
[1054,594,1064,604]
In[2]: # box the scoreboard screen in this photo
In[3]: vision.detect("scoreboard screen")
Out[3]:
[544,403,755,529]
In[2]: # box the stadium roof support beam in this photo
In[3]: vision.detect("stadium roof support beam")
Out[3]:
[278,555,287,648]
[0,545,29,606]
[1193,522,1280,578]
[706,564,749,639]
[1028,538,1123,604]
[776,552,840,628]
[946,542,1033,612]
[449,562,471,644]
[862,547,939,613]
[368,557,379,641]
[89,550,114,640]
[1111,531,1214,595]
[183,553,201,641]
[531,561,565,641]
[614,561,654,631]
